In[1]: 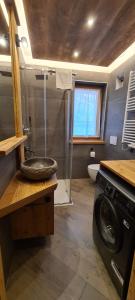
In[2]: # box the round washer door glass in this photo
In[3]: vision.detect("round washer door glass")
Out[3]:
[96,196,122,252]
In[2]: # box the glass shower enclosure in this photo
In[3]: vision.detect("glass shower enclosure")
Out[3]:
[21,67,73,205]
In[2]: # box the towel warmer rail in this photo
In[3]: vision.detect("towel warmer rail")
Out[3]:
[122,71,135,145]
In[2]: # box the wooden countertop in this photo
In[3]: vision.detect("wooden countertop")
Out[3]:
[0,172,57,218]
[100,160,135,187]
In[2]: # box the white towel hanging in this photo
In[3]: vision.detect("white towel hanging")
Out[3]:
[56,69,73,90]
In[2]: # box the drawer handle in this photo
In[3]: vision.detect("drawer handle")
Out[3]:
[111,260,124,286]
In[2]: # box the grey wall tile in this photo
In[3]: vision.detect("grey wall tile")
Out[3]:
[22,69,110,179]
[0,151,17,197]
[0,95,15,140]
[46,98,65,130]
[22,65,135,179]
[104,55,135,161]
[55,157,65,179]
[72,144,106,178]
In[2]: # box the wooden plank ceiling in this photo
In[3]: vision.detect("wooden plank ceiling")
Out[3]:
[0,6,10,55]
[23,0,135,66]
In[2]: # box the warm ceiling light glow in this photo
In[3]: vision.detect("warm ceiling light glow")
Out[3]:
[3,0,135,73]
[33,58,109,73]
[87,17,95,27]
[109,42,135,72]
[0,0,9,26]
[73,51,80,58]
[0,36,7,47]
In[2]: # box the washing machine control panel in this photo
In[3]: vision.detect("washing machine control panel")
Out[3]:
[97,171,135,219]
[115,191,135,218]
[97,173,115,198]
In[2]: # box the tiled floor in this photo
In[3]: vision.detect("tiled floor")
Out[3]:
[7,179,120,300]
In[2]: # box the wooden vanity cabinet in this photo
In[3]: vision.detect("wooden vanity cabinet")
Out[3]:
[10,192,54,240]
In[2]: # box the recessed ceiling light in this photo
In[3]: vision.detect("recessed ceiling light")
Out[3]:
[87,17,95,27]
[73,51,80,58]
[0,36,7,47]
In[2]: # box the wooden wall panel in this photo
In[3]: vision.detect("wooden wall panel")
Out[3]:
[8,7,24,162]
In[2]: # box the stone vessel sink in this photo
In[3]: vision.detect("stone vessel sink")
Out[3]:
[20,157,58,180]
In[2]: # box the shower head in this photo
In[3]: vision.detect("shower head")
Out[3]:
[0,71,12,77]
[35,74,48,80]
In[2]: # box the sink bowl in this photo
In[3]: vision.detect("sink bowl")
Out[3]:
[20,157,58,180]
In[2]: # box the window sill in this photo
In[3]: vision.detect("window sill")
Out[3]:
[73,138,105,145]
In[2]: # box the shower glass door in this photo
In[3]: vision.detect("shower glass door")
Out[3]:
[21,68,46,158]
[64,90,73,201]
[21,67,73,205]
[45,72,73,205]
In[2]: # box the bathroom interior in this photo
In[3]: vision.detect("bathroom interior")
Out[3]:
[0,1,135,300]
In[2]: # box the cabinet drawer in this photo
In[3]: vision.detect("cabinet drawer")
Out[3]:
[10,193,54,240]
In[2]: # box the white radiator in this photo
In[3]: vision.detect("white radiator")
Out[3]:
[122,71,135,144]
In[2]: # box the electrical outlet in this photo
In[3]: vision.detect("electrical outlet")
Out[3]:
[110,136,117,145]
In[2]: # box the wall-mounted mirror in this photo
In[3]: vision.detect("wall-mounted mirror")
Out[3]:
[0,4,15,141]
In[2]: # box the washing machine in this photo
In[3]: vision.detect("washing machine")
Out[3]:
[93,168,135,300]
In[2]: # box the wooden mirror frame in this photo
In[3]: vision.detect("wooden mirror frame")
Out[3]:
[0,1,27,161]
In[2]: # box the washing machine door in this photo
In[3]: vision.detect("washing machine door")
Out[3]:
[95,195,122,253]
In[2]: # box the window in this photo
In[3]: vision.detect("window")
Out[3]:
[73,85,102,140]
